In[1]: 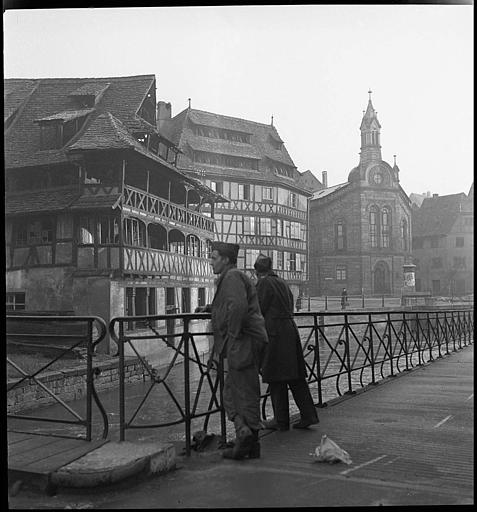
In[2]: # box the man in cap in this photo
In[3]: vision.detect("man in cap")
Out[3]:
[254,254,319,431]
[197,242,268,459]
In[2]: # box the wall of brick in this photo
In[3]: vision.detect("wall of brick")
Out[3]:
[7,356,147,414]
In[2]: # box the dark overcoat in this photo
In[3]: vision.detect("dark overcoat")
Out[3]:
[209,267,268,371]
[256,272,306,383]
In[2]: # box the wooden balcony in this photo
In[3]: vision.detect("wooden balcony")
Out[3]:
[214,200,307,221]
[123,246,213,279]
[236,234,306,252]
[122,185,215,235]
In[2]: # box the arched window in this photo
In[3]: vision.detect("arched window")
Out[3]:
[381,207,391,248]
[335,220,346,250]
[401,218,408,251]
[369,206,378,248]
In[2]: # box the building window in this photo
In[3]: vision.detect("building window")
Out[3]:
[289,192,297,208]
[210,181,223,194]
[245,249,260,268]
[123,218,147,247]
[336,265,347,281]
[369,206,378,248]
[290,222,301,240]
[181,288,191,313]
[243,216,257,235]
[260,217,272,236]
[335,221,346,250]
[276,218,284,237]
[125,287,157,330]
[401,218,409,251]
[198,287,206,308]
[79,217,95,244]
[276,251,284,270]
[431,257,442,268]
[20,218,54,245]
[456,237,465,247]
[15,219,54,246]
[453,256,466,268]
[6,292,26,311]
[381,207,391,248]
[98,217,119,244]
[430,237,439,248]
[262,186,273,201]
[288,252,297,271]
[238,183,250,200]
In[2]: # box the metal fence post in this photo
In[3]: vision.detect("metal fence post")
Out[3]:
[183,318,191,456]
[362,293,365,309]
[368,313,376,384]
[387,313,394,376]
[427,312,433,361]
[402,312,409,371]
[313,313,323,406]
[308,296,311,312]
[86,318,93,442]
[382,295,385,308]
[119,321,125,442]
[218,353,226,443]
[325,296,328,311]
[344,314,353,394]
[416,313,422,365]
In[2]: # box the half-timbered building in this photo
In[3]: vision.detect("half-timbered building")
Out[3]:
[158,103,319,298]
[5,75,224,353]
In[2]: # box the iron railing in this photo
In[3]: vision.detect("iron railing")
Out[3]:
[109,307,473,455]
[6,315,109,441]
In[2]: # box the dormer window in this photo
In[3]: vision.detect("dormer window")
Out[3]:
[35,109,93,150]
[138,86,156,126]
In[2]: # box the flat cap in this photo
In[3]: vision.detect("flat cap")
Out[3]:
[211,241,239,259]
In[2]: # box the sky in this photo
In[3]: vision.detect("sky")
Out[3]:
[3,4,474,196]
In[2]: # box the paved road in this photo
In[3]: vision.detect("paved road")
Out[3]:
[9,344,473,508]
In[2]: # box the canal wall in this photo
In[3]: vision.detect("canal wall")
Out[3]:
[7,356,148,414]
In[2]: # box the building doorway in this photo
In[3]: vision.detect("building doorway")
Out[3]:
[373,262,390,294]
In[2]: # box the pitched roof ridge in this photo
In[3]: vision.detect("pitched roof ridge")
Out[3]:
[5,74,155,83]
[189,108,280,130]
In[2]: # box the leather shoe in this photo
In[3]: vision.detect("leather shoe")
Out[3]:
[260,419,289,431]
[292,417,319,429]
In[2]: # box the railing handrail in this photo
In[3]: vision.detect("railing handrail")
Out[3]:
[7,314,109,441]
[123,184,215,233]
[109,307,473,455]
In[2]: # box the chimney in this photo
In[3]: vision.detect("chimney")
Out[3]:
[156,101,172,130]
[432,193,439,198]
[322,170,328,188]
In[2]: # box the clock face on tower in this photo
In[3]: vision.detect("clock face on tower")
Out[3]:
[373,172,383,184]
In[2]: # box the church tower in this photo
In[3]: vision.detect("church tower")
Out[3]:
[359,90,382,165]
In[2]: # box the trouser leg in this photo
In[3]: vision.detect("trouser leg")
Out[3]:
[269,381,290,429]
[288,378,318,422]
[223,366,261,431]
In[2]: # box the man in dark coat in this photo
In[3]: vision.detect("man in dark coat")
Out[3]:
[197,242,268,459]
[254,255,319,431]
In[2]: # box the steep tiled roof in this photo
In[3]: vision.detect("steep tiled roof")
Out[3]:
[166,108,296,168]
[35,109,95,122]
[311,182,349,201]
[70,192,122,210]
[4,79,39,125]
[69,82,110,98]
[185,134,262,159]
[4,75,155,169]
[297,170,323,192]
[5,187,81,215]
[68,112,139,151]
[412,193,468,236]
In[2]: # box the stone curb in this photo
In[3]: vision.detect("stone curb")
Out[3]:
[50,441,176,488]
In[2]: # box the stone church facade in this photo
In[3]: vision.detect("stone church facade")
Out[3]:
[309,93,412,296]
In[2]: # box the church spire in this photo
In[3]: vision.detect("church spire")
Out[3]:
[359,90,382,165]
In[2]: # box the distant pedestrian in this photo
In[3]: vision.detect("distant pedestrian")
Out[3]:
[254,254,319,431]
[196,242,268,459]
[341,288,348,310]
